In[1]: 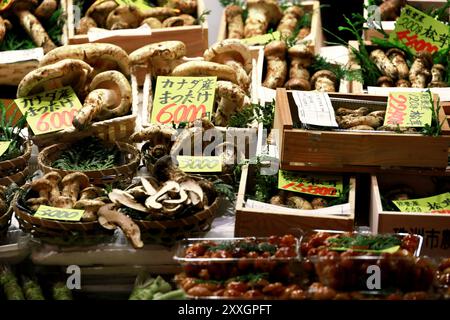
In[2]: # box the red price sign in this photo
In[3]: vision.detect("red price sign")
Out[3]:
[280,182,337,197]
[15,86,83,135]
[151,76,216,125]
[396,30,438,54]
[278,170,344,198]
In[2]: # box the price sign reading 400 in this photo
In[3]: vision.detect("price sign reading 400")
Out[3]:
[389,5,449,55]
[14,86,83,135]
[151,76,217,125]
[278,170,344,198]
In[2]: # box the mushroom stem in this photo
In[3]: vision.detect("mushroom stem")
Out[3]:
[244,0,282,38]
[262,40,287,89]
[34,0,58,20]
[74,89,116,128]
[409,53,431,88]
[277,6,304,38]
[311,70,337,92]
[387,49,409,80]
[14,9,56,53]
[225,5,244,39]
[370,49,398,79]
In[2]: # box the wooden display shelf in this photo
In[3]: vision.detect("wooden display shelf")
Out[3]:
[0,0,68,86]
[235,165,356,237]
[217,0,323,54]
[273,88,450,173]
[65,0,208,56]
[370,173,450,257]
[363,0,449,41]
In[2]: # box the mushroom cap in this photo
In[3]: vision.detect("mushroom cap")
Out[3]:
[377,75,394,86]
[310,70,337,87]
[285,78,311,90]
[140,177,158,196]
[386,48,406,58]
[171,61,239,85]
[39,43,130,76]
[141,17,162,29]
[74,199,105,210]
[17,59,93,98]
[129,41,186,67]
[225,4,243,16]
[204,39,252,74]
[85,0,119,27]
[80,186,105,199]
[162,14,196,27]
[396,79,411,87]
[61,172,90,190]
[288,44,313,60]
[42,172,62,184]
[264,40,287,59]
[431,64,446,72]
[106,5,143,30]
[284,5,304,18]
[415,51,433,67]
[247,0,282,23]
[216,80,248,109]
[88,70,132,118]
[30,179,53,193]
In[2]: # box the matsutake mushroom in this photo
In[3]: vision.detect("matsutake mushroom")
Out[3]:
[74,199,105,222]
[16,59,93,98]
[166,0,197,15]
[409,52,432,88]
[262,40,287,89]
[386,48,409,80]
[285,43,313,89]
[26,179,53,210]
[370,49,398,80]
[225,5,244,39]
[34,0,58,20]
[214,80,251,127]
[277,6,304,38]
[429,64,447,87]
[310,70,337,92]
[244,0,282,38]
[141,17,162,29]
[61,172,90,203]
[162,14,196,27]
[72,70,132,129]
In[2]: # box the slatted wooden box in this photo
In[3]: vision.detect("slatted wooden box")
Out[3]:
[363,0,449,41]
[273,88,450,173]
[235,165,356,237]
[0,0,68,86]
[217,0,323,54]
[370,173,450,257]
[65,0,208,56]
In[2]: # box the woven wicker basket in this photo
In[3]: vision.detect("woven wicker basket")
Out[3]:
[13,188,114,246]
[31,114,137,148]
[134,198,219,246]
[0,207,13,240]
[0,141,32,187]
[37,141,140,186]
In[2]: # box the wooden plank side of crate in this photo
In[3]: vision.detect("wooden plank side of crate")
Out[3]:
[66,0,208,56]
[235,165,355,237]
[370,175,450,257]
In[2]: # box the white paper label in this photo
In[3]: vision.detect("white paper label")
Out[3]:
[88,24,152,42]
[245,199,351,216]
[367,86,450,102]
[292,91,338,127]
[0,48,44,64]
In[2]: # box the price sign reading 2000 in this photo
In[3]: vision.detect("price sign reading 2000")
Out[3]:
[151,76,217,125]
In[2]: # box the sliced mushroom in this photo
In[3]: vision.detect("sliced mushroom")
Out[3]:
[140,177,158,196]
[17,59,93,98]
[109,189,150,213]
[98,203,143,248]
[180,180,203,206]
[145,181,180,210]
[72,70,132,129]
[163,188,188,205]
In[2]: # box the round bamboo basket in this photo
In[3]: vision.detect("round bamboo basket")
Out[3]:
[37,142,140,186]
[0,141,31,187]
[133,198,219,245]
[13,187,114,246]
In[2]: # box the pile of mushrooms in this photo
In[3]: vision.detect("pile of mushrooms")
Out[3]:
[76,0,198,34]
[131,118,241,175]
[269,190,329,210]
[0,0,59,52]
[224,1,311,40]
[16,43,133,129]
[130,39,252,127]
[263,41,338,92]
[370,48,447,88]
[24,171,144,248]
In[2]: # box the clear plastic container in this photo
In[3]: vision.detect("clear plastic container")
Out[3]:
[174,236,301,281]
[300,230,433,292]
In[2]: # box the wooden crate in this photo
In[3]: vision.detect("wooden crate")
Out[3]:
[217,1,323,54]
[0,0,68,86]
[65,0,208,56]
[370,173,450,257]
[349,40,450,101]
[363,0,449,41]
[235,165,356,237]
[273,88,450,172]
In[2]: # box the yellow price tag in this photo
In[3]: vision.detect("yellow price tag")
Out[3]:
[14,86,83,135]
[384,91,432,127]
[393,192,450,214]
[34,205,85,222]
[278,170,344,198]
[0,141,11,157]
[177,156,222,173]
[389,5,449,55]
[151,76,216,125]
[241,31,281,46]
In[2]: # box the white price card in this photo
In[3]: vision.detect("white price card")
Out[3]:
[292,91,338,128]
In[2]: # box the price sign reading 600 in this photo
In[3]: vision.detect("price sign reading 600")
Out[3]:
[14,86,83,135]
[151,76,217,125]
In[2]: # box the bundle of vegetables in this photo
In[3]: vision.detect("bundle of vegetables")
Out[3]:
[261,40,361,91]
[75,0,201,34]
[130,39,253,127]
[222,0,311,41]
[16,43,132,129]
[129,274,185,300]
[0,0,63,52]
